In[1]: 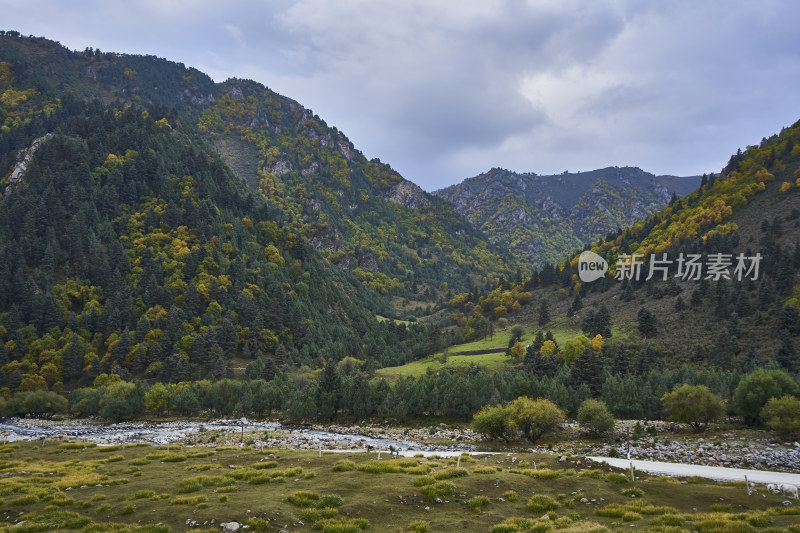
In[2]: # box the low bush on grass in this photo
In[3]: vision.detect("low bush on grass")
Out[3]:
[474,466,500,474]
[621,487,644,498]
[692,518,756,533]
[12,494,38,506]
[489,517,549,533]
[287,491,320,507]
[502,490,517,502]
[59,442,96,450]
[421,481,456,500]
[652,514,687,526]
[357,461,404,474]
[128,458,151,466]
[121,504,135,515]
[301,507,339,521]
[132,490,155,500]
[49,493,73,507]
[596,501,677,518]
[312,517,370,532]
[170,495,207,505]
[332,460,355,472]
[247,518,272,532]
[160,453,189,463]
[252,461,278,469]
[9,509,91,531]
[557,522,609,532]
[744,511,773,527]
[521,469,560,479]
[184,463,218,471]
[527,494,559,513]
[432,468,468,480]
[179,475,235,493]
[579,469,605,479]
[407,520,430,533]
[605,473,628,483]
[318,494,344,508]
[93,503,111,515]
[468,495,490,512]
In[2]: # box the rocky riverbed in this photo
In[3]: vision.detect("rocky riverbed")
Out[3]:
[2,417,798,473]
[0,418,478,454]
[596,436,800,472]
[543,421,800,474]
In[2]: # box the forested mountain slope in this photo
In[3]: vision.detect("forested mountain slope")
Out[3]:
[446,119,800,372]
[434,167,698,267]
[0,33,446,395]
[0,32,511,306]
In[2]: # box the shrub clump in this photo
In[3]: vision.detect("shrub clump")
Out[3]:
[332,460,356,472]
[407,520,430,533]
[527,494,559,513]
[287,490,320,507]
[433,468,468,480]
[621,487,644,498]
[312,517,370,532]
[421,481,456,500]
[502,490,518,502]
[468,495,490,512]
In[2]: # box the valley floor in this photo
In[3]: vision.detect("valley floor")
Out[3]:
[1,436,800,533]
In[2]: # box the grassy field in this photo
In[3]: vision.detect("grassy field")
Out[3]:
[376,352,512,380]
[377,316,415,326]
[375,321,617,381]
[0,439,797,532]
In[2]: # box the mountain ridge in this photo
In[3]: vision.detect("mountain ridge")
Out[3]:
[433,166,699,267]
[0,32,513,305]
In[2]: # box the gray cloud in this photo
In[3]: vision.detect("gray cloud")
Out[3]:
[3,0,800,189]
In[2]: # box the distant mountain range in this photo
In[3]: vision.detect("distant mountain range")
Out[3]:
[434,167,699,267]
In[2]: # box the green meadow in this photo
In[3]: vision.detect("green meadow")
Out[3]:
[0,439,797,532]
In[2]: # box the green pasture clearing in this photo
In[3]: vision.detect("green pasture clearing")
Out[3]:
[376,352,511,380]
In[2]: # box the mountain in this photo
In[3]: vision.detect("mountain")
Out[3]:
[447,119,800,371]
[0,31,471,394]
[1,30,798,429]
[0,32,511,311]
[433,167,699,267]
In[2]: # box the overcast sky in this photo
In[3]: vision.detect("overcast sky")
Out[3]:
[4,0,800,191]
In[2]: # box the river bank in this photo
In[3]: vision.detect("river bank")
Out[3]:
[2,417,799,474]
[0,417,478,454]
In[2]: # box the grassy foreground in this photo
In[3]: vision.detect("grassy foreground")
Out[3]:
[0,440,798,532]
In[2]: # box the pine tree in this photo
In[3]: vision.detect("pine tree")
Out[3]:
[776,337,799,373]
[777,305,799,335]
[538,300,550,327]
[637,308,657,337]
[62,334,85,383]
[571,349,604,395]
[316,361,342,421]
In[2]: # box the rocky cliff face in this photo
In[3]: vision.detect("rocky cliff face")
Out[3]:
[4,133,53,196]
[384,180,431,210]
[433,167,699,266]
